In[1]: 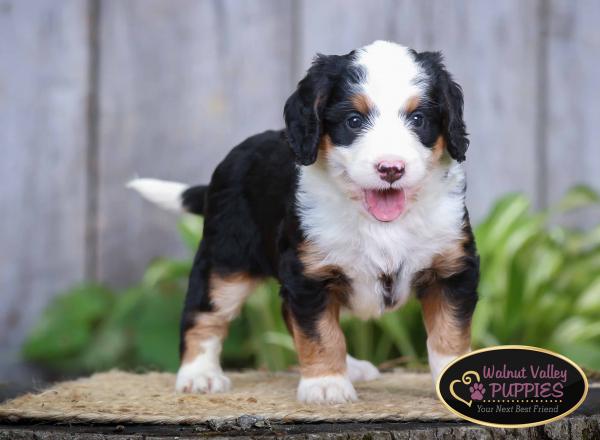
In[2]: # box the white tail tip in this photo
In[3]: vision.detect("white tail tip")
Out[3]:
[127,178,189,213]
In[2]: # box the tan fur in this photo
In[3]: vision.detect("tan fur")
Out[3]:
[210,274,259,320]
[415,235,472,357]
[413,235,469,288]
[181,273,258,364]
[319,134,334,155]
[290,300,347,378]
[298,241,328,278]
[430,135,446,164]
[404,95,420,113]
[298,242,350,303]
[419,285,470,356]
[351,93,374,115]
[430,240,467,279]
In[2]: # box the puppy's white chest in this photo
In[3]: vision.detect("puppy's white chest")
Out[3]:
[297,166,466,319]
[329,225,442,319]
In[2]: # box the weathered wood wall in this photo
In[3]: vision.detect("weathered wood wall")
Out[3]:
[1,0,599,379]
[0,0,91,380]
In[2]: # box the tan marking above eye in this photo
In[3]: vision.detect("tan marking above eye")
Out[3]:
[351,94,374,114]
[403,95,421,114]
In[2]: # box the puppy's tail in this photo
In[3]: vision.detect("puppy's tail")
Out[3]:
[127,178,208,215]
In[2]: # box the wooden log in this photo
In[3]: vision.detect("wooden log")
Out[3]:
[1,415,599,439]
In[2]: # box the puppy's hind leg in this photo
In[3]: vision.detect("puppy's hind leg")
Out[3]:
[176,256,259,393]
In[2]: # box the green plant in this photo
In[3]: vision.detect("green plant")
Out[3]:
[23,187,600,373]
[21,218,201,374]
[472,186,600,368]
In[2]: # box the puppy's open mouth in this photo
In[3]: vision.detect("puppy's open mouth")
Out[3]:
[363,188,406,222]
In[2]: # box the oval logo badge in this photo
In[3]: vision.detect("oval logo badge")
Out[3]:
[436,345,588,428]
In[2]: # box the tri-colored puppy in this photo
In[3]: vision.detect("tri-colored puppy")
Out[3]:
[129,40,479,404]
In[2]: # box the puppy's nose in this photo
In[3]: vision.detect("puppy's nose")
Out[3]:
[376,160,405,183]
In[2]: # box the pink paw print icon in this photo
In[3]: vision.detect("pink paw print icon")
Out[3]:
[470,383,486,400]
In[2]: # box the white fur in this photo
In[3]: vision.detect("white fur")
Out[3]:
[343,41,429,191]
[346,354,380,382]
[127,178,189,212]
[297,375,357,404]
[298,163,465,319]
[175,337,231,393]
[297,40,466,319]
[427,339,469,385]
[356,41,425,115]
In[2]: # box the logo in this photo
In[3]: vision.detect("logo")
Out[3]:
[436,345,588,428]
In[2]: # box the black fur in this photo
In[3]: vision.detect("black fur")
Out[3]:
[447,210,480,325]
[284,52,363,165]
[179,240,212,356]
[412,51,469,161]
[179,130,297,355]
[182,185,208,215]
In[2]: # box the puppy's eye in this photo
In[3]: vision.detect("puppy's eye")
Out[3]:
[410,112,425,128]
[346,114,363,130]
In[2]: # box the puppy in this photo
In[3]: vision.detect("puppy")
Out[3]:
[129,40,479,404]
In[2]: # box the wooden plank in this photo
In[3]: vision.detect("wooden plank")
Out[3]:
[296,0,398,80]
[96,0,294,286]
[546,0,600,224]
[0,0,90,378]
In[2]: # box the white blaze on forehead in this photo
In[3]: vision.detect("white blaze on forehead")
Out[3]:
[354,40,425,113]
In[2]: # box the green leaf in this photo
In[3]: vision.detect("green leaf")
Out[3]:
[475,193,531,257]
[555,342,600,370]
[263,331,295,352]
[575,276,600,315]
[22,284,113,366]
[178,214,204,252]
[142,258,191,288]
[130,287,183,371]
[555,185,600,213]
[376,311,417,359]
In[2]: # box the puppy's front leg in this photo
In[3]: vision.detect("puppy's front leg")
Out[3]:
[418,249,478,383]
[284,298,357,404]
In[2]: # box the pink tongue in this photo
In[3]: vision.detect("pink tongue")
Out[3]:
[364,189,406,222]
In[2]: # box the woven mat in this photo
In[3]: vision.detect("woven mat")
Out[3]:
[0,370,456,425]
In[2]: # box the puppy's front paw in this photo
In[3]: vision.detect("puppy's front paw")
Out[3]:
[427,343,464,386]
[346,354,380,382]
[175,363,231,394]
[297,375,358,404]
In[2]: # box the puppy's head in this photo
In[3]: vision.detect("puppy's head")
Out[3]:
[284,40,468,222]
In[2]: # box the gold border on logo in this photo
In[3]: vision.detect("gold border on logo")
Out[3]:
[435,345,590,429]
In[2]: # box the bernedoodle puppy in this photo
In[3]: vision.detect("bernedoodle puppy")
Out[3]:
[129,40,479,404]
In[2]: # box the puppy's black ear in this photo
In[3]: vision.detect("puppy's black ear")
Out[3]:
[284,55,336,166]
[414,51,469,162]
[440,71,469,162]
